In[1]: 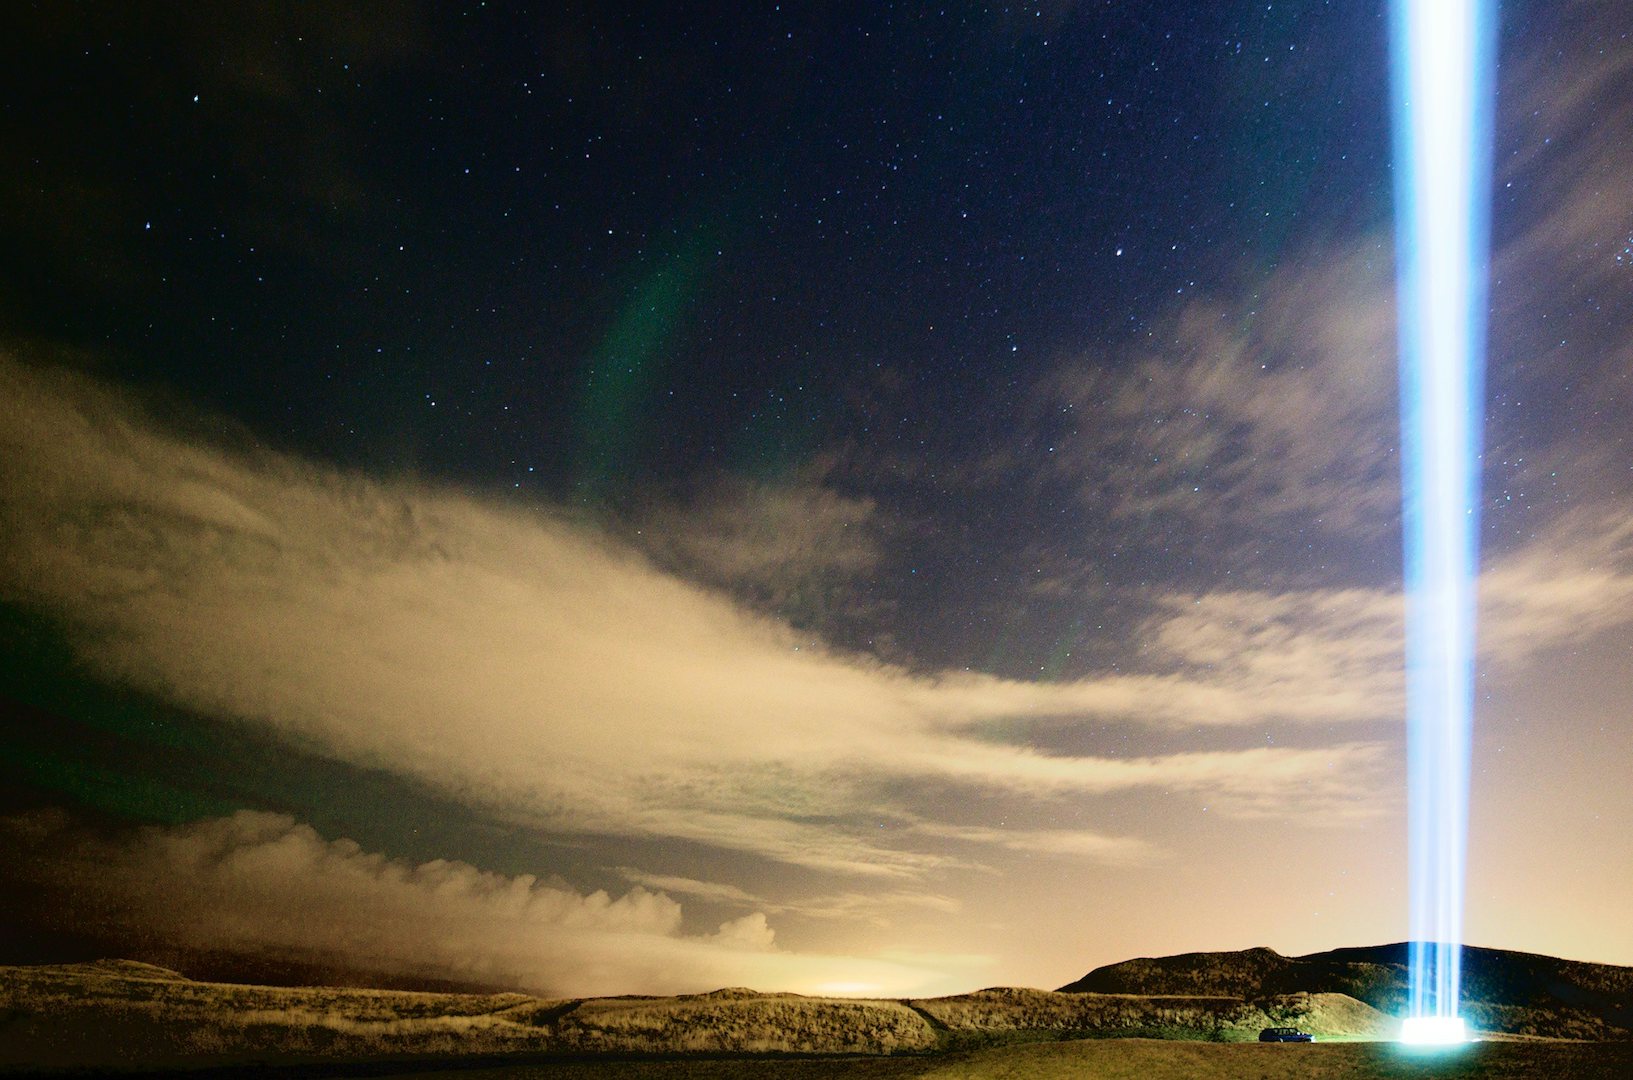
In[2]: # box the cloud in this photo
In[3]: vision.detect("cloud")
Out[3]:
[906,742,1390,823]
[627,475,889,637]
[6,341,1630,894]
[638,479,882,588]
[615,868,765,906]
[1494,0,1633,316]
[1476,508,1633,664]
[1479,0,1633,516]
[908,823,1159,865]
[3,809,967,997]
[615,868,963,927]
[1028,241,1399,541]
[1122,518,1633,718]
[784,891,965,923]
[0,352,1400,884]
[1138,586,1405,720]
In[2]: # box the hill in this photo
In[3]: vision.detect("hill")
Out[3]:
[1059,943,1633,1039]
[0,960,1390,1070]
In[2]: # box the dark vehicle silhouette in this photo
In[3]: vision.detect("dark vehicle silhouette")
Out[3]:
[1259,1026,1314,1042]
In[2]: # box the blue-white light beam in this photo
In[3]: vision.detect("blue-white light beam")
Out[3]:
[1389,0,1496,1041]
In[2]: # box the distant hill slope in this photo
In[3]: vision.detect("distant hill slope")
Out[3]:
[1059,943,1633,1039]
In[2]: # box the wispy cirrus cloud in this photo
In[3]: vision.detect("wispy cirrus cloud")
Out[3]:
[907,822,1159,865]
[1476,508,1633,663]
[634,477,884,598]
[624,474,891,642]
[614,867,962,927]
[1025,241,1399,542]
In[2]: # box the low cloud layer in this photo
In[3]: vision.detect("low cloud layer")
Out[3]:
[4,809,967,997]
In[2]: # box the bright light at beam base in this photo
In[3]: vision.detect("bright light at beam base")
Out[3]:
[1400,1016,1469,1046]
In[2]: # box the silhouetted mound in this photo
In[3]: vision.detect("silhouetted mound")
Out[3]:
[554,994,935,1054]
[914,987,1392,1045]
[693,987,765,1000]
[1059,942,1633,1039]
[68,959,192,982]
[1060,947,1290,1000]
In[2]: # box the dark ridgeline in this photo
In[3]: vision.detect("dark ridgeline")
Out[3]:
[1059,943,1633,1039]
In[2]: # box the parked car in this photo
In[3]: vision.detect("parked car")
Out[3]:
[1259,1026,1315,1042]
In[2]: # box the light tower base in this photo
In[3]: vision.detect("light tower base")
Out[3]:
[1400,1015,1469,1045]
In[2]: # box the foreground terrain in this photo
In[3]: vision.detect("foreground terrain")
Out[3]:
[2,947,1629,1075]
[2,959,1386,1071]
[393,1040,1633,1080]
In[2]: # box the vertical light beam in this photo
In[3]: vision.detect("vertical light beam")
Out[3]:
[1390,0,1496,1039]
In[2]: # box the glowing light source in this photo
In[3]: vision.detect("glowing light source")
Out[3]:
[1389,0,1496,1038]
[809,981,883,997]
[1400,1016,1470,1046]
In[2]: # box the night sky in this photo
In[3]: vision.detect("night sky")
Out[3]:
[2,1,1630,997]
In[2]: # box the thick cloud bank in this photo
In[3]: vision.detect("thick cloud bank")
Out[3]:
[2,809,961,997]
[0,355,1403,883]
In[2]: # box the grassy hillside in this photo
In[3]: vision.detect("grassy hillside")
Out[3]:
[545,992,937,1054]
[1059,943,1633,1039]
[0,960,549,1069]
[0,961,1391,1070]
[914,987,1393,1045]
